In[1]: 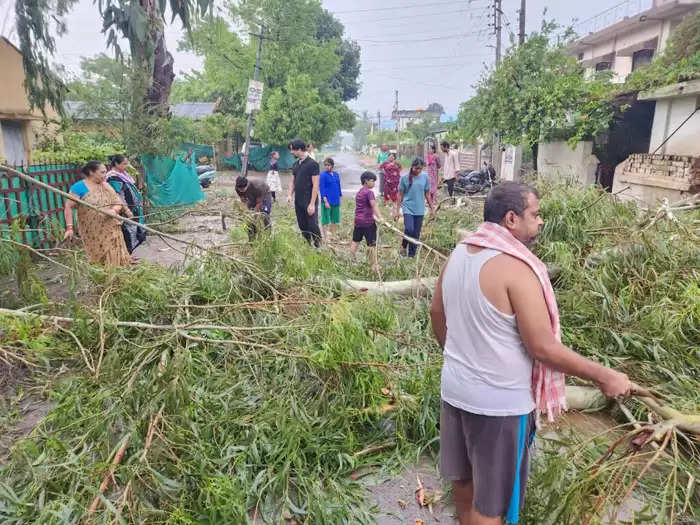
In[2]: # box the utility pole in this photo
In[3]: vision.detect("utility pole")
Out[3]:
[242,25,264,178]
[495,0,502,64]
[377,110,381,131]
[394,90,399,133]
[519,0,526,46]
[493,0,503,178]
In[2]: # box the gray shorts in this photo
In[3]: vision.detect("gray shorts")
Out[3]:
[440,401,535,519]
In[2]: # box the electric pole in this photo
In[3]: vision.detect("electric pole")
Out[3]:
[242,25,264,178]
[519,0,526,46]
[394,90,399,133]
[495,0,502,64]
[493,0,503,177]
[377,110,381,131]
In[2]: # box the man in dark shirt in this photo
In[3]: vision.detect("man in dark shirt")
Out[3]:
[235,176,272,240]
[287,138,322,247]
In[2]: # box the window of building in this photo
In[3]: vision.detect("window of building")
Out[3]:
[578,52,584,61]
[632,49,654,71]
[595,61,612,71]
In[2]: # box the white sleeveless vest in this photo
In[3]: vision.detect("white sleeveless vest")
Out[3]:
[440,244,535,416]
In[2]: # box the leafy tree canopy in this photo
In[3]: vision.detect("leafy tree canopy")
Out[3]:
[176,0,359,144]
[64,54,132,126]
[453,22,616,150]
[255,74,354,145]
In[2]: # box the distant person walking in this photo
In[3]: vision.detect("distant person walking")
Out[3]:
[351,171,383,273]
[307,142,317,161]
[235,176,272,240]
[441,141,460,197]
[426,144,441,206]
[266,151,282,202]
[288,139,322,247]
[320,157,342,240]
[376,144,390,197]
[380,153,402,205]
[394,157,435,257]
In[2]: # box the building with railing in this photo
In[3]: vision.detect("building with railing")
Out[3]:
[569,0,700,83]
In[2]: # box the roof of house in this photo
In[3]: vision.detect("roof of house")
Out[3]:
[171,102,217,119]
[0,36,22,55]
[569,0,700,54]
[63,101,218,120]
[639,78,700,100]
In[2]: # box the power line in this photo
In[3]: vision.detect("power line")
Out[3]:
[363,53,491,63]
[333,0,488,15]
[355,31,488,44]
[345,6,490,25]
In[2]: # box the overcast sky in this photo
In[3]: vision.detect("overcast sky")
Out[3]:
[4,0,653,118]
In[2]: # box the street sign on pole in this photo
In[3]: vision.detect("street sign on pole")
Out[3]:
[245,79,264,114]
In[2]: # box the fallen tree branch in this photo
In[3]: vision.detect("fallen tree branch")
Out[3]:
[0,308,296,333]
[86,436,130,518]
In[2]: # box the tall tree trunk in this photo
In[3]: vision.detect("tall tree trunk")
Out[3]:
[532,142,539,172]
[133,0,174,116]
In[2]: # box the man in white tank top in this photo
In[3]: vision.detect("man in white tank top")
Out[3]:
[430,183,631,525]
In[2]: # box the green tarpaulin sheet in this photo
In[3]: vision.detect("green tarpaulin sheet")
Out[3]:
[180,142,214,161]
[143,154,205,207]
[222,145,295,172]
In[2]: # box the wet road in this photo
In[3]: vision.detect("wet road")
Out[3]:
[329,151,372,196]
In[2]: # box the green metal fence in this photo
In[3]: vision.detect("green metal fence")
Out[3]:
[0,163,81,247]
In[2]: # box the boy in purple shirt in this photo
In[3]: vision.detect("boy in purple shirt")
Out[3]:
[351,171,384,274]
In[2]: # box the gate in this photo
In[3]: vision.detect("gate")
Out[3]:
[0,163,82,247]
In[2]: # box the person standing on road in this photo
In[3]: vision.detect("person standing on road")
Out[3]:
[288,139,322,247]
[319,157,342,241]
[394,157,434,257]
[441,141,460,197]
[380,153,402,205]
[235,175,272,241]
[430,182,632,525]
[376,144,390,197]
[426,144,441,206]
[266,151,282,202]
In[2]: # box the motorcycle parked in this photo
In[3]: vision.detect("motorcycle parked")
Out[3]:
[456,166,497,195]
[196,164,216,188]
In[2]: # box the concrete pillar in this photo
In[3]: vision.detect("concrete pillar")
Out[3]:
[501,145,522,182]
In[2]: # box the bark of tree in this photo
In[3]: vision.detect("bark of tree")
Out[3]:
[131,0,174,115]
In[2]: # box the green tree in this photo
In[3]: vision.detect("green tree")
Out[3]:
[255,74,354,145]
[15,0,212,117]
[176,0,359,145]
[65,54,132,132]
[351,111,372,150]
[406,115,442,142]
[454,22,615,169]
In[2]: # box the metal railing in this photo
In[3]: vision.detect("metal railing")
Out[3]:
[573,0,652,37]
[0,162,81,247]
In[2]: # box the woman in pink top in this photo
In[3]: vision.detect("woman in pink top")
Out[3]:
[426,144,441,206]
[380,153,402,204]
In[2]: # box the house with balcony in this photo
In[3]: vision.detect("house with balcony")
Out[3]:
[570,0,700,83]
[537,0,700,203]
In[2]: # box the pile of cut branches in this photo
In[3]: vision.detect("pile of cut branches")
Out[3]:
[0,181,697,524]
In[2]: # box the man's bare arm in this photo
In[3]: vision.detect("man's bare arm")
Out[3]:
[508,261,631,398]
[430,263,448,348]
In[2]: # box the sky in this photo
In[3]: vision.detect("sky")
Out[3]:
[3,0,653,118]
